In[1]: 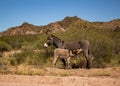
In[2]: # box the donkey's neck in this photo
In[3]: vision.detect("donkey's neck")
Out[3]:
[53,38,63,48]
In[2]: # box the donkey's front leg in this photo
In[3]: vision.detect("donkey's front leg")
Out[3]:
[53,55,58,67]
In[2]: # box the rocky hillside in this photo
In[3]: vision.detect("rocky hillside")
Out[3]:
[0,16,120,36]
[0,22,46,36]
[93,19,120,30]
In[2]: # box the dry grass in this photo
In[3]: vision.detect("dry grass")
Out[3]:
[0,65,120,78]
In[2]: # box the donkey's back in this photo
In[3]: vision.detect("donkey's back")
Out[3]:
[63,39,90,51]
[54,48,70,57]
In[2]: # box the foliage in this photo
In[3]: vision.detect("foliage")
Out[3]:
[0,41,12,52]
[0,35,39,49]
[0,28,120,68]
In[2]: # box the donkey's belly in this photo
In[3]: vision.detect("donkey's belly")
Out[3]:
[59,56,67,59]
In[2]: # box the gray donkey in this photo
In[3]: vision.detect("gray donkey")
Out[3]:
[44,33,91,69]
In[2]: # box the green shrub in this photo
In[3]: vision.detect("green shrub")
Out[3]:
[11,49,50,66]
[0,41,12,52]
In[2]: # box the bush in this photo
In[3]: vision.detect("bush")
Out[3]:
[0,41,12,52]
[10,49,49,66]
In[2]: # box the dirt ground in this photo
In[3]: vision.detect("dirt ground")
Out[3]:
[0,67,120,86]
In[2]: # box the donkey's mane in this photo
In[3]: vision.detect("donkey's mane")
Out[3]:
[51,35,62,41]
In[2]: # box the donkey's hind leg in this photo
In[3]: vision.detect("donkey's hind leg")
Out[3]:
[67,57,72,69]
[61,59,66,68]
[83,50,91,69]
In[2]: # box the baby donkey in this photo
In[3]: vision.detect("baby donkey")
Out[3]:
[53,48,82,68]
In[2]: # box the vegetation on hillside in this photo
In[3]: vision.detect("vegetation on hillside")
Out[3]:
[0,28,120,70]
[0,16,119,75]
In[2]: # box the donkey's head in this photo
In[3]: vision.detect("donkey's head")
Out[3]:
[44,36,54,48]
[44,31,54,48]
[44,30,63,48]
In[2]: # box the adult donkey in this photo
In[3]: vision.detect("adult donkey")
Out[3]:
[44,33,91,69]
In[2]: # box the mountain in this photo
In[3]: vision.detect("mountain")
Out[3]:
[0,22,46,36]
[93,19,120,30]
[0,16,120,36]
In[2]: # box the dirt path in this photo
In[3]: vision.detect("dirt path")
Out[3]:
[0,75,120,86]
[0,67,120,86]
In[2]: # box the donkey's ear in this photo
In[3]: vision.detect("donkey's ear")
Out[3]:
[45,31,49,36]
[45,28,51,37]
